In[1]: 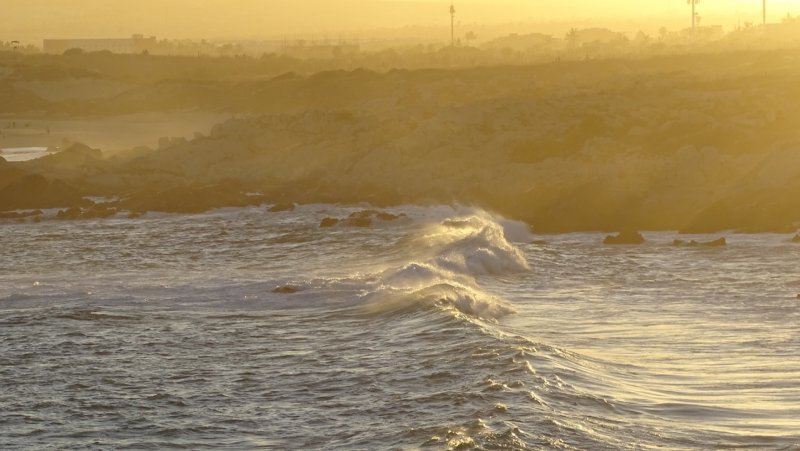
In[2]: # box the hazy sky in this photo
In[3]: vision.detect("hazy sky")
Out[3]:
[2,0,798,42]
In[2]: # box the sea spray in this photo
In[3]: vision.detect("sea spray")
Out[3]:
[362,209,530,319]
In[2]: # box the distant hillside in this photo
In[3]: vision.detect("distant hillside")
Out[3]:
[3,49,800,232]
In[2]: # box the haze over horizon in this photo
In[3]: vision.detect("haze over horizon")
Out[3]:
[3,0,798,43]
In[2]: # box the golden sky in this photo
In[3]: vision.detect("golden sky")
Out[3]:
[2,0,798,41]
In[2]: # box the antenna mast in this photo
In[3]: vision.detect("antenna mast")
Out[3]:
[688,0,699,31]
[450,4,456,47]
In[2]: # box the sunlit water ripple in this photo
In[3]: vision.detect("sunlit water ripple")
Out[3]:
[1,205,799,450]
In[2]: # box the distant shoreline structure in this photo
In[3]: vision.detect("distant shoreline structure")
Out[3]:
[43,34,157,54]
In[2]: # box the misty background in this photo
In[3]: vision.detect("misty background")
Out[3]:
[3,0,798,43]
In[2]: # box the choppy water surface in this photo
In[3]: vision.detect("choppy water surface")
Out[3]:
[1,205,799,450]
[0,147,49,162]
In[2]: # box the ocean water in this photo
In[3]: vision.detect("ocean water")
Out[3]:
[1,205,799,450]
[0,147,49,162]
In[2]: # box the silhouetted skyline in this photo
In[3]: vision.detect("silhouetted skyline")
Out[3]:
[2,0,797,42]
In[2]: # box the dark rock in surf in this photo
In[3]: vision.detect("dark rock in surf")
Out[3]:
[268,202,296,213]
[376,212,404,221]
[320,217,339,228]
[0,210,43,220]
[673,238,726,247]
[55,205,117,220]
[603,231,645,245]
[702,238,727,247]
[272,286,299,294]
[345,216,372,228]
[56,207,83,220]
[349,210,378,220]
[345,210,403,224]
[792,234,800,243]
[83,205,117,219]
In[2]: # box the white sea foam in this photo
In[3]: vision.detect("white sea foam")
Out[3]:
[362,209,530,319]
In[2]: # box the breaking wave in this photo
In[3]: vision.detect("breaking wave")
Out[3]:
[360,208,531,320]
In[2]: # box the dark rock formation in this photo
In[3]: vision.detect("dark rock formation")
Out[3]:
[320,217,339,228]
[349,210,379,220]
[272,285,299,294]
[603,231,645,245]
[28,142,103,169]
[268,202,296,213]
[121,182,266,214]
[344,216,372,228]
[56,207,82,220]
[0,210,43,220]
[83,205,118,219]
[673,238,727,247]
[0,174,85,210]
[376,212,403,221]
[56,205,118,220]
[792,234,800,243]
[702,238,727,247]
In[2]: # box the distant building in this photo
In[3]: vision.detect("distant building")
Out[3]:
[43,34,157,54]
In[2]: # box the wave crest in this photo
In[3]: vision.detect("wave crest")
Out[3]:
[365,209,530,320]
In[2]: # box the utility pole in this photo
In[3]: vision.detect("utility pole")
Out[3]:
[450,4,456,47]
[688,0,699,31]
[763,0,767,26]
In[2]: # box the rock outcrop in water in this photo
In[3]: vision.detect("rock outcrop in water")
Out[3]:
[673,238,727,247]
[0,209,42,220]
[320,217,339,228]
[603,231,645,245]
[317,210,406,228]
[56,205,118,220]
[268,202,296,213]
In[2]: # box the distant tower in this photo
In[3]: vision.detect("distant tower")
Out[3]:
[688,0,700,31]
[450,4,456,47]
[763,0,767,26]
